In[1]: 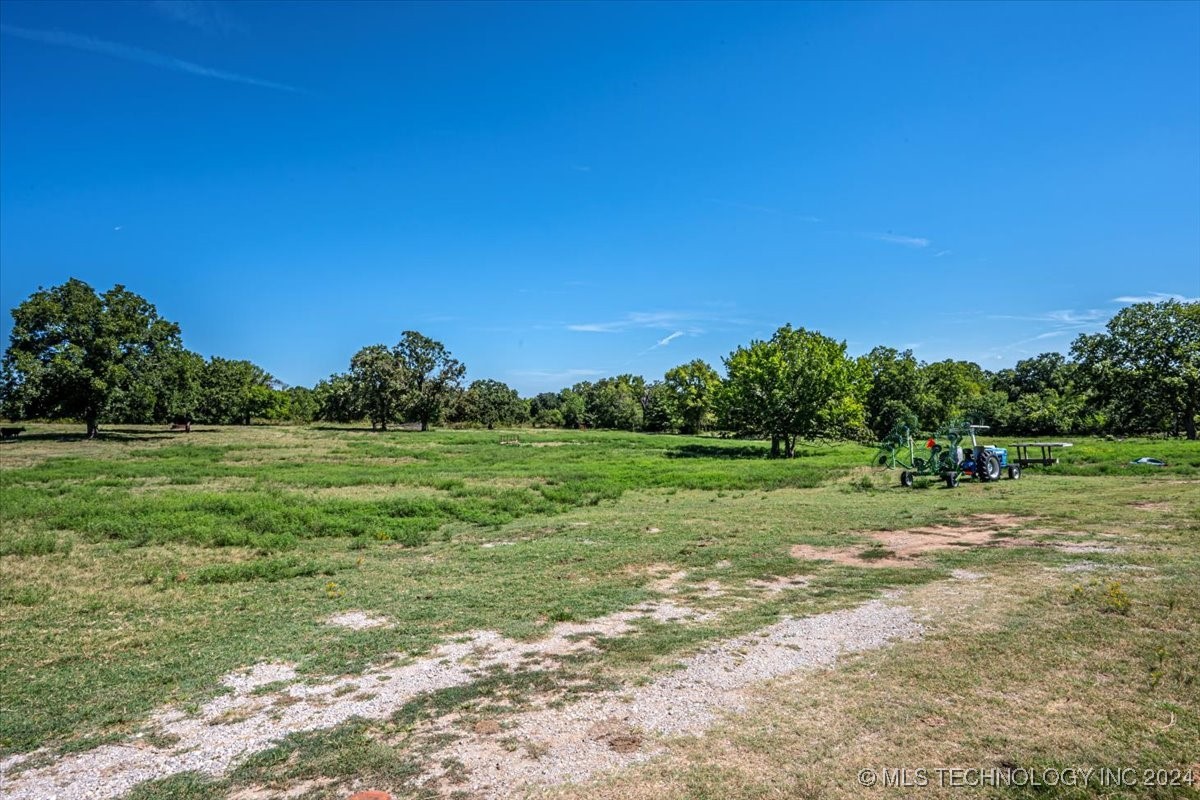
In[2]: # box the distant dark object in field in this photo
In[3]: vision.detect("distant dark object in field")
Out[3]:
[1,426,25,441]
[1130,457,1167,466]
[170,416,192,433]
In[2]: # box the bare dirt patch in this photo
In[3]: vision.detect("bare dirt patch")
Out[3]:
[790,515,1032,568]
[746,575,810,593]
[1131,501,1171,511]
[588,719,645,753]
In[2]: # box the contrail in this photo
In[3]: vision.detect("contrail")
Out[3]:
[1,24,302,93]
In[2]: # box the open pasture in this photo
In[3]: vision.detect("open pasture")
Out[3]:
[1,425,1197,799]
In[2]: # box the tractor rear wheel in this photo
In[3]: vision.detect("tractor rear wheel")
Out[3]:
[1008,464,1021,480]
[900,471,913,488]
[980,454,1001,482]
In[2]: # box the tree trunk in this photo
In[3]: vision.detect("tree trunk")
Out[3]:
[785,434,796,459]
[421,419,429,432]
[770,434,781,458]
[1186,401,1197,440]
[86,414,99,439]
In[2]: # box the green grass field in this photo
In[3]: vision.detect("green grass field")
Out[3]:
[1,425,1197,799]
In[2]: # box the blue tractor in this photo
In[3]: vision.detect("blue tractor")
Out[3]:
[877,422,1021,488]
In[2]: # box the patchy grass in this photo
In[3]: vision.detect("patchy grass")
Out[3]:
[1,424,1197,800]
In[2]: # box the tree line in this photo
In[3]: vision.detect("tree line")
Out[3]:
[3,278,1197,445]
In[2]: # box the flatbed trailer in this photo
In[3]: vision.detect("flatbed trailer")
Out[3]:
[1010,442,1072,467]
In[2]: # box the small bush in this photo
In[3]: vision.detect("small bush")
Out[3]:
[1103,581,1131,615]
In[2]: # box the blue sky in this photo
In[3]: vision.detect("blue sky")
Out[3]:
[1,1,1197,394]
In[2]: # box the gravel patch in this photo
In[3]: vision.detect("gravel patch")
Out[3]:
[950,569,985,581]
[325,611,391,630]
[421,599,922,797]
[1056,561,1101,573]
[1054,543,1122,554]
[1,599,715,800]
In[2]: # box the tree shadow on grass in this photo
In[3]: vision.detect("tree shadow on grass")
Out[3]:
[664,443,771,460]
[0,428,213,444]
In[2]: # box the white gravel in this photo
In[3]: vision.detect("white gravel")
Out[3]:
[4,590,920,800]
[325,611,391,630]
[421,599,922,797]
[0,599,711,800]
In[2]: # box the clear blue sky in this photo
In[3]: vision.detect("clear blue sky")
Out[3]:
[2,1,1198,394]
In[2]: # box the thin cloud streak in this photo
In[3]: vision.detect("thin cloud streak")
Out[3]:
[567,310,749,334]
[866,232,930,248]
[987,309,1105,327]
[654,331,684,348]
[0,24,301,93]
[510,368,605,381]
[1113,292,1199,304]
[150,1,245,36]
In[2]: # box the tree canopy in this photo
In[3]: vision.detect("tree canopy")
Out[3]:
[1072,299,1200,439]
[3,280,1196,442]
[2,279,182,436]
[718,325,859,457]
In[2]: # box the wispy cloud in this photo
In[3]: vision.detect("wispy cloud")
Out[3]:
[654,331,684,348]
[150,0,244,36]
[933,249,951,258]
[567,310,745,334]
[866,232,930,248]
[1112,292,1199,304]
[987,309,1106,327]
[570,164,592,172]
[568,311,692,334]
[706,199,820,223]
[511,368,605,382]
[0,24,301,93]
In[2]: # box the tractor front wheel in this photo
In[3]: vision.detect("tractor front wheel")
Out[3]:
[900,471,913,488]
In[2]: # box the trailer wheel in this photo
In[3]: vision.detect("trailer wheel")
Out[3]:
[900,471,913,488]
[1008,464,1021,480]
[945,472,959,488]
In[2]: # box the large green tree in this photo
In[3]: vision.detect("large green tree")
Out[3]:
[1072,299,1200,439]
[459,379,528,428]
[663,359,720,434]
[2,279,182,437]
[348,345,405,430]
[859,346,922,438]
[198,357,277,425]
[914,359,988,431]
[314,373,361,423]
[717,324,858,457]
[394,331,465,431]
